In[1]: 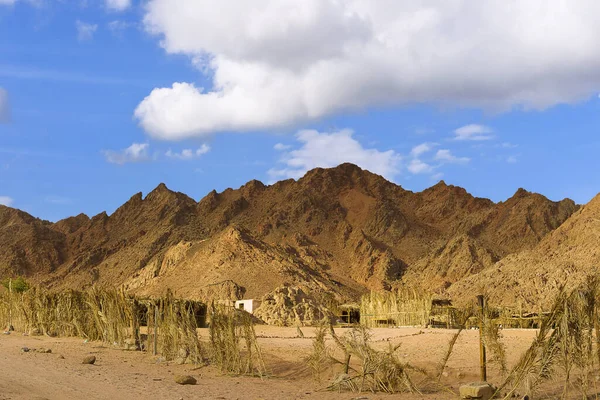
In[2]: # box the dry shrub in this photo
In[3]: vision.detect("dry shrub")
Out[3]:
[209,303,265,376]
[327,325,425,394]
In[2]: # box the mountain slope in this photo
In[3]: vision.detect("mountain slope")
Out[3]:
[448,193,600,308]
[0,163,580,305]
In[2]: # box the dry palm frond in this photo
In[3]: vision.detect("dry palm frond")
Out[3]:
[305,323,331,382]
[437,306,473,381]
[327,325,424,394]
[209,303,265,376]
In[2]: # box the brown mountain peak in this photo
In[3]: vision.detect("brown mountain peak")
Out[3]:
[240,179,266,197]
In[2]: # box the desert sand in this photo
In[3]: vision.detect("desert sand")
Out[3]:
[0,326,549,400]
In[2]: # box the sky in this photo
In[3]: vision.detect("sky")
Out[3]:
[1,0,600,222]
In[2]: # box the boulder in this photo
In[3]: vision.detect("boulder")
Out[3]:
[460,382,494,400]
[174,375,197,385]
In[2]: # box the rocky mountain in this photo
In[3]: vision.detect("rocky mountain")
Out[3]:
[448,192,600,308]
[0,163,581,306]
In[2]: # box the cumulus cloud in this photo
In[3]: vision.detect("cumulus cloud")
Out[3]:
[407,159,433,174]
[0,196,14,206]
[76,20,98,42]
[268,129,400,181]
[103,143,150,164]
[434,149,470,164]
[454,124,494,141]
[410,142,436,157]
[274,143,292,151]
[106,0,131,11]
[0,88,10,123]
[136,1,600,139]
[165,144,210,160]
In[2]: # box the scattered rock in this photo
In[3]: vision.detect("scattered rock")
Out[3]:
[82,355,96,365]
[174,375,197,385]
[459,382,494,400]
[21,347,30,353]
[34,348,51,353]
[57,355,65,359]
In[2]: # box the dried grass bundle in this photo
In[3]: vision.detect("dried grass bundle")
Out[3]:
[209,303,265,376]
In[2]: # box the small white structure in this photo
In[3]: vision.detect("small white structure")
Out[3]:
[234,299,260,314]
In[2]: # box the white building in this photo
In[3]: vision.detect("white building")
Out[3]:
[234,299,260,314]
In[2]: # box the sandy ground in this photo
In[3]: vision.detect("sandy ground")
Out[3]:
[0,326,556,400]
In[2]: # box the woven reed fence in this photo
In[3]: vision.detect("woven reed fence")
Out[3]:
[0,287,206,363]
[360,289,434,328]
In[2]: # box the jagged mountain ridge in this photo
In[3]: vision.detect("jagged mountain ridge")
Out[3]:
[0,163,580,304]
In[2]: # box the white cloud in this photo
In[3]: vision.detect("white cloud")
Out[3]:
[165,144,210,160]
[507,155,518,164]
[103,143,150,164]
[0,196,14,206]
[136,1,600,139]
[106,0,131,11]
[407,159,433,174]
[453,124,494,141]
[0,0,16,5]
[410,142,436,157]
[268,129,400,181]
[434,149,470,164]
[0,87,9,123]
[274,143,292,151]
[76,20,98,42]
[107,20,135,36]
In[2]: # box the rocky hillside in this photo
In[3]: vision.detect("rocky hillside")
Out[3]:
[449,192,600,308]
[0,163,580,305]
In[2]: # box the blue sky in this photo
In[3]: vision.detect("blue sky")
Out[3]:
[1,1,600,222]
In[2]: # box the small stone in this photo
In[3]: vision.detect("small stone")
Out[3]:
[57,355,65,359]
[36,348,52,354]
[459,382,494,400]
[174,375,197,385]
[82,355,96,365]
[21,347,30,353]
